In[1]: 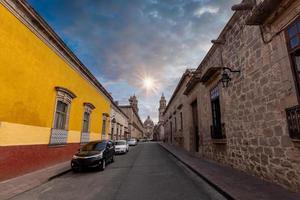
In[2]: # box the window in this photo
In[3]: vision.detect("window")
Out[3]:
[81,103,95,144]
[54,101,68,130]
[111,126,114,139]
[174,117,177,132]
[286,20,300,50]
[180,112,183,130]
[102,119,106,136]
[82,112,90,133]
[50,87,76,145]
[210,86,225,139]
[170,121,173,143]
[285,18,300,140]
[102,113,109,140]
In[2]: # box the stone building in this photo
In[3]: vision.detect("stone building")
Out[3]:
[163,69,195,147]
[120,95,144,139]
[144,116,154,140]
[163,0,300,192]
[0,0,112,181]
[109,102,129,140]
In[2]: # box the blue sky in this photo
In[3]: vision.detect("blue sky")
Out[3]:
[28,0,240,122]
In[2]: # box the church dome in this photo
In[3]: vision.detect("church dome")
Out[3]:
[144,116,154,127]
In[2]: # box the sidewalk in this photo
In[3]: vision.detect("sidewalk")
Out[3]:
[160,143,300,200]
[0,161,71,200]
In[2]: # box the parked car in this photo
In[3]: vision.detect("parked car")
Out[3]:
[71,140,115,172]
[114,140,129,154]
[127,138,138,146]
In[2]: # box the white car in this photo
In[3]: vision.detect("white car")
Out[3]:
[114,140,129,154]
[127,138,138,146]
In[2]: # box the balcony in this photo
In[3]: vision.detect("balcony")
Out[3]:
[210,123,226,144]
[286,105,300,140]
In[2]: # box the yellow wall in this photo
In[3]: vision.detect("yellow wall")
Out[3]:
[0,4,111,146]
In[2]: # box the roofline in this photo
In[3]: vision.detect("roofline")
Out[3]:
[111,102,129,119]
[2,0,113,101]
[164,69,195,115]
[196,10,241,72]
[119,105,144,127]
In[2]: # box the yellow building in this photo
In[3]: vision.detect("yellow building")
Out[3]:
[0,0,112,180]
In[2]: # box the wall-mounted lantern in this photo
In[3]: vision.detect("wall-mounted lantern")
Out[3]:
[220,67,241,88]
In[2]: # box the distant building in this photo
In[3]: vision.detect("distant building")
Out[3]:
[120,95,144,139]
[144,116,154,140]
[110,102,129,140]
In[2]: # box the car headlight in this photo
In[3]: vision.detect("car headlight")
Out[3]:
[91,151,103,159]
[72,155,78,159]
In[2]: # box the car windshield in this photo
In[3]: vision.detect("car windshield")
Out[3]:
[81,142,106,151]
[115,141,126,145]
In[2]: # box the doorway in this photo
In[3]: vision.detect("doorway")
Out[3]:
[170,121,173,144]
[191,100,199,152]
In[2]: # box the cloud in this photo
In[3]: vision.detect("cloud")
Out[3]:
[28,0,241,121]
[194,6,220,17]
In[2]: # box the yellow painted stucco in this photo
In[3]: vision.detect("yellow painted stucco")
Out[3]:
[0,4,111,146]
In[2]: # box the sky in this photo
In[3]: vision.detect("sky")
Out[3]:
[28,0,240,123]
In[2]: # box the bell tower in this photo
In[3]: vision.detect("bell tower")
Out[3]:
[129,94,139,113]
[158,93,166,123]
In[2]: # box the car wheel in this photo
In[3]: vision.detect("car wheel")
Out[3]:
[99,159,106,171]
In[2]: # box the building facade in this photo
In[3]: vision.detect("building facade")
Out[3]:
[164,0,300,192]
[144,116,154,140]
[163,70,195,147]
[0,0,112,181]
[120,95,144,139]
[109,102,129,140]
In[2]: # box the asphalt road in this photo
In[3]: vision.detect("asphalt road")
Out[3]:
[12,143,226,200]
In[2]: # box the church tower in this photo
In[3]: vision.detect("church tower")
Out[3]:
[158,93,166,123]
[129,95,139,113]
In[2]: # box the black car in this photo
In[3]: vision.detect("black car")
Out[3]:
[71,140,115,172]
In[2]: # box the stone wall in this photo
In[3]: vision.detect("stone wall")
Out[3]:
[164,0,300,192]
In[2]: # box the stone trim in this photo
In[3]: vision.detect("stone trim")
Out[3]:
[83,102,95,110]
[55,87,76,99]
[200,67,222,83]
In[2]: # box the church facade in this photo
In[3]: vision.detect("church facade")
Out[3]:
[144,116,154,140]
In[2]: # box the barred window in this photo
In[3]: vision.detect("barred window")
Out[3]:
[102,119,106,136]
[82,112,90,133]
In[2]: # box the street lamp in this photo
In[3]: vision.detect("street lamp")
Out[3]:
[220,67,241,88]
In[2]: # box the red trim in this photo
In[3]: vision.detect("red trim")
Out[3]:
[0,143,80,181]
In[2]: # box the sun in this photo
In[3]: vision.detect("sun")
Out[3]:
[143,77,154,90]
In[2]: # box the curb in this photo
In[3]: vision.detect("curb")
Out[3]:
[159,143,235,200]
[48,168,72,181]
